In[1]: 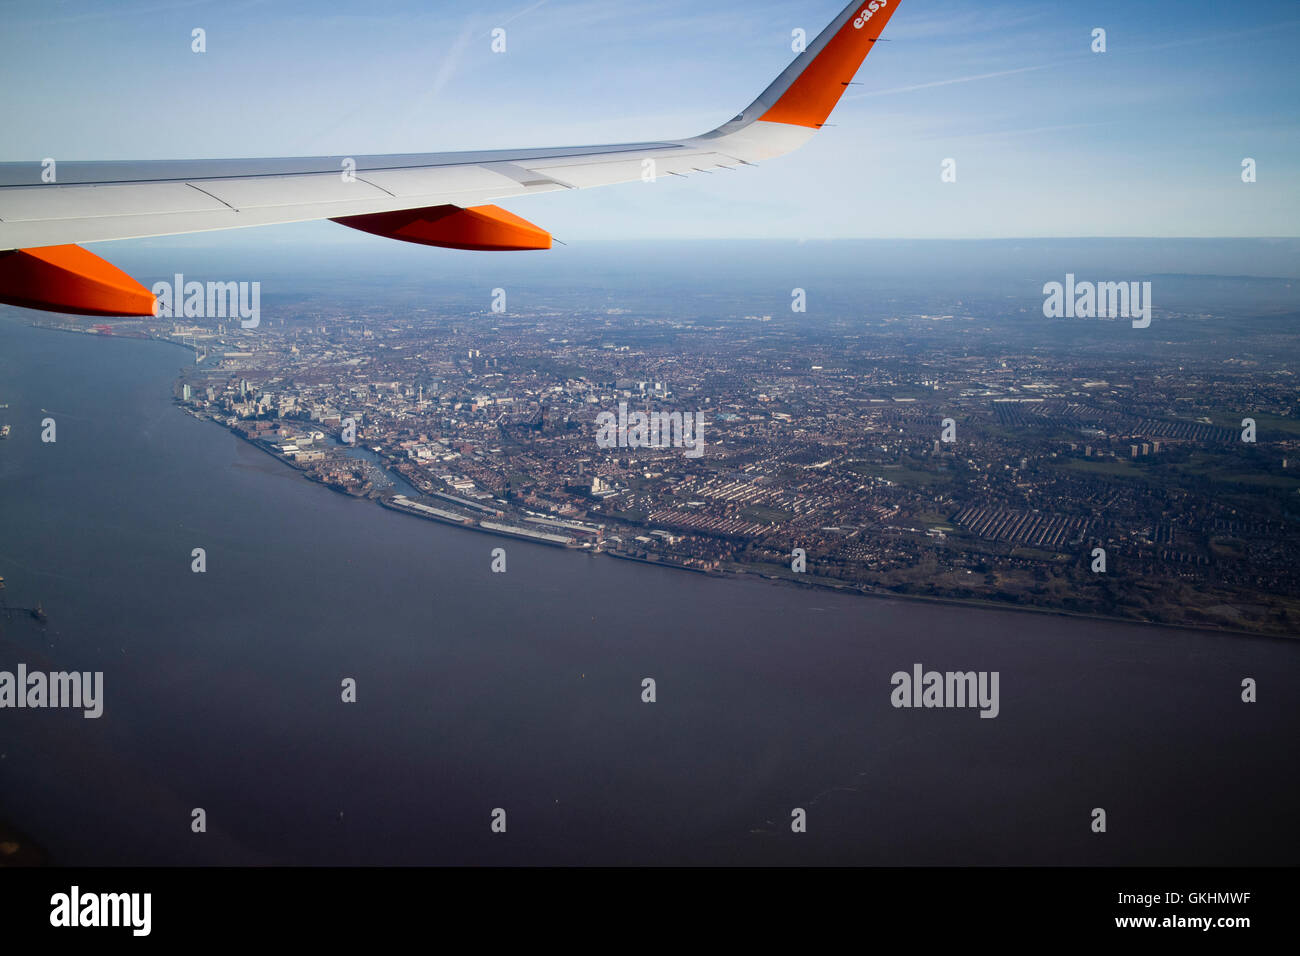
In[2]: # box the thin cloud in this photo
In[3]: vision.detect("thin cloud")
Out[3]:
[848,16,1300,100]
[1126,17,1300,54]
[848,64,1052,99]
[497,0,548,31]
[431,22,477,99]
[924,120,1112,142]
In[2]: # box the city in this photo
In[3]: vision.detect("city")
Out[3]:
[36,270,1299,636]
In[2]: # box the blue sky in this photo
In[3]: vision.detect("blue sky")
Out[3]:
[2,0,1298,241]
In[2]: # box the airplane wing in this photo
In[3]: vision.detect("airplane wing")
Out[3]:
[0,0,901,316]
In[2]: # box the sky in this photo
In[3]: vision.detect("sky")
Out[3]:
[2,0,1298,243]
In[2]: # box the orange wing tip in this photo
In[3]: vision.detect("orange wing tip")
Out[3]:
[0,244,157,317]
[759,0,901,129]
[331,203,552,251]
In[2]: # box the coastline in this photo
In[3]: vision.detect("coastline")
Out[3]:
[5,317,1294,868]
[15,320,1292,643]
[27,320,203,361]
[193,403,1294,643]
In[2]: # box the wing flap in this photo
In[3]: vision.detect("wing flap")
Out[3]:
[527,150,737,188]
[0,181,229,223]
[191,172,393,211]
[352,164,520,197]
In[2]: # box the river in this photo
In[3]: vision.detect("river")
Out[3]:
[0,316,1295,865]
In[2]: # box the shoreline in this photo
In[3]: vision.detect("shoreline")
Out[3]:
[15,319,1293,644]
[196,404,1295,643]
[26,320,203,361]
[5,317,1294,868]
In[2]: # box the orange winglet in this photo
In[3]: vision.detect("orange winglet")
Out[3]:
[332,203,551,251]
[760,0,901,129]
[0,244,157,317]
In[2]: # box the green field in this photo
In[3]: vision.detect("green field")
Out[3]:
[1058,458,1141,478]
[849,462,956,488]
[1167,452,1300,489]
[740,504,793,524]
[1203,410,1300,438]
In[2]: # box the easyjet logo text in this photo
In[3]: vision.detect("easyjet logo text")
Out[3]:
[854,0,888,30]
